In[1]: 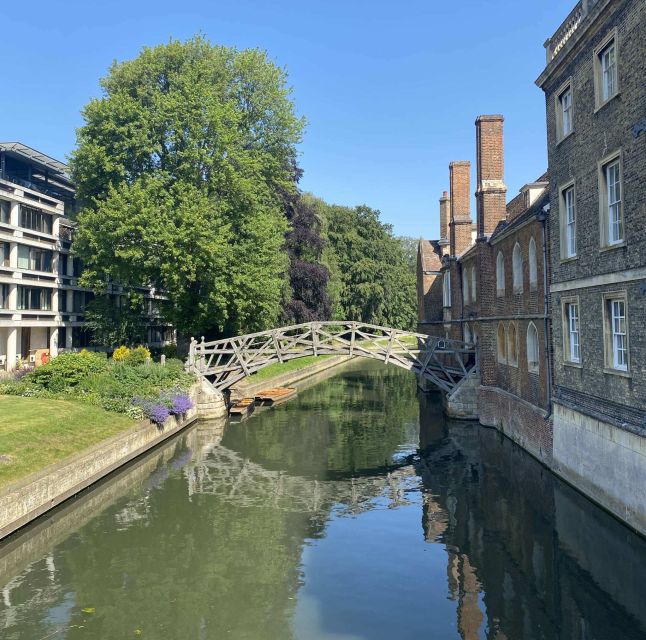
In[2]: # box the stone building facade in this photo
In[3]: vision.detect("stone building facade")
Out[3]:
[536,0,646,533]
[0,142,173,371]
[417,0,646,536]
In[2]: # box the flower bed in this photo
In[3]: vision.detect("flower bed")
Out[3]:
[0,349,194,426]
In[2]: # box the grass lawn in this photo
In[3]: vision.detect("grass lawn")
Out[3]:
[0,396,134,488]
[247,355,333,383]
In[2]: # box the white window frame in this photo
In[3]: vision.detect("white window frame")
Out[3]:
[528,237,538,289]
[496,252,505,297]
[598,151,623,248]
[462,268,469,305]
[603,293,629,373]
[512,243,523,294]
[526,322,540,373]
[594,30,619,110]
[558,180,577,260]
[554,79,574,142]
[562,299,581,365]
[470,266,476,302]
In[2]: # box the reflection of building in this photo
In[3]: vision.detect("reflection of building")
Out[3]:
[0,142,173,370]
[416,408,646,640]
[416,0,646,536]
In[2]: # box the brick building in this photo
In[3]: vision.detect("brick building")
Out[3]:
[417,0,646,536]
[417,116,553,462]
[536,0,646,533]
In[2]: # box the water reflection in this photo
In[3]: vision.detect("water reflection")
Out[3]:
[0,360,645,640]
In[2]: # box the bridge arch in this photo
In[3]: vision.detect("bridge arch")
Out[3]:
[187,321,477,396]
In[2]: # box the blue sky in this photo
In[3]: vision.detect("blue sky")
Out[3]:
[1,0,574,237]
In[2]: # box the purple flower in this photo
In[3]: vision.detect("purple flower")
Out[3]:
[147,403,171,425]
[169,394,193,416]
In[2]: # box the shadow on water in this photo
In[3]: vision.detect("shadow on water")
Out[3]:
[0,359,644,639]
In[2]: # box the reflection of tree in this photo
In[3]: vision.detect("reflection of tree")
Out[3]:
[222,360,420,478]
[0,361,424,640]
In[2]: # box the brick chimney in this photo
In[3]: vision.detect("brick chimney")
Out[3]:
[449,161,472,257]
[438,191,450,255]
[475,115,507,237]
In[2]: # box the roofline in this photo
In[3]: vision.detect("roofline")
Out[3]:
[0,142,70,179]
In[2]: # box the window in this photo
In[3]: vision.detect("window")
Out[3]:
[443,271,451,307]
[600,42,617,102]
[0,242,9,267]
[0,284,7,309]
[20,206,52,234]
[528,238,538,288]
[604,296,628,372]
[512,243,523,293]
[555,82,574,141]
[560,185,577,258]
[471,266,476,302]
[17,286,52,311]
[507,323,518,366]
[563,301,580,364]
[497,323,507,364]
[604,159,622,245]
[464,323,473,345]
[16,245,53,272]
[462,268,469,304]
[594,32,618,108]
[0,200,10,224]
[527,323,539,373]
[496,252,505,296]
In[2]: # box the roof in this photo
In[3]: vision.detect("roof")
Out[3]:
[418,239,442,272]
[0,142,70,180]
[491,189,550,243]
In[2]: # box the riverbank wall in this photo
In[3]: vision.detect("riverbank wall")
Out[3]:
[0,381,226,541]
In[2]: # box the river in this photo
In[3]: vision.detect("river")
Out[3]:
[1,360,645,639]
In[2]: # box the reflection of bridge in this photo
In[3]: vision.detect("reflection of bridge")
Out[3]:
[184,437,419,515]
[188,321,477,394]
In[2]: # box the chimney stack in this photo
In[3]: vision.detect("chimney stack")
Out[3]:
[438,191,450,255]
[449,161,472,257]
[476,115,507,237]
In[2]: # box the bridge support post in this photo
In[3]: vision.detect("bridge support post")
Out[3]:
[196,379,228,420]
[442,370,480,420]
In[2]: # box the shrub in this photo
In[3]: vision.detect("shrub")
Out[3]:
[26,352,109,390]
[112,345,130,361]
[125,345,151,366]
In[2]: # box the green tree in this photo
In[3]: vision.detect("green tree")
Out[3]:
[304,196,417,330]
[70,36,305,338]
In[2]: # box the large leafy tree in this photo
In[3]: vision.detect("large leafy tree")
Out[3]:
[71,36,305,339]
[305,196,417,330]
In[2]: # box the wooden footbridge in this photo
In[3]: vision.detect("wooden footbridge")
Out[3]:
[187,321,477,395]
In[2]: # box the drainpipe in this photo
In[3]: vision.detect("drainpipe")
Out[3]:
[538,203,552,418]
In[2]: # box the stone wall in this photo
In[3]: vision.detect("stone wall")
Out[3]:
[552,401,646,535]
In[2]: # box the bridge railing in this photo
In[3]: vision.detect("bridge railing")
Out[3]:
[188,321,477,394]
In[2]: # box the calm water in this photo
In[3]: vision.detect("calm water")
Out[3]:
[1,360,646,640]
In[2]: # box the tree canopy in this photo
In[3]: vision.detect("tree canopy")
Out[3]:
[71,36,304,338]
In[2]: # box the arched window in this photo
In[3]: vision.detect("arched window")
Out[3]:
[508,322,518,366]
[527,322,539,372]
[497,322,507,363]
[464,323,473,345]
[462,268,469,304]
[471,266,476,302]
[496,252,505,296]
[529,237,538,289]
[512,243,523,293]
[443,271,451,307]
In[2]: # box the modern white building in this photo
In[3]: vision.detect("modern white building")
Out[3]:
[0,142,172,372]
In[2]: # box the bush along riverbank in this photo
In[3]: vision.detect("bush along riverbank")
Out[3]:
[0,348,195,426]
